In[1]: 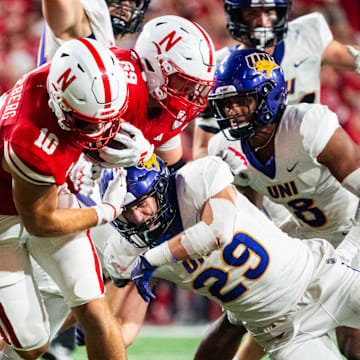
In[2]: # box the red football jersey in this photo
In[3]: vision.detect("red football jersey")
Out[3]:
[112,48,192,148]
[0,64,83,215]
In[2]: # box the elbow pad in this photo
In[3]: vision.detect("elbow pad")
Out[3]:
[180,198,236,258]
[342,168,360,198]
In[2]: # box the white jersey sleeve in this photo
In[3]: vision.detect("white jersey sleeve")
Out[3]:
[282,12,333,104]
[156,134,181,151]
[300,104,340,161]
[175,156,234,229]
[289,12,332,58]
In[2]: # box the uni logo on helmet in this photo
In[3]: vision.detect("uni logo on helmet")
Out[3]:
[135,154,160,171]
[245,53,279,79]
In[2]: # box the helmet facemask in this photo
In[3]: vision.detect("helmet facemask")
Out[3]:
[214,90,259,140]
[106,0,150,36]
[48,81,126,150]
[225,1,291,49]
[112,175,176,248]
[152,59,215,121]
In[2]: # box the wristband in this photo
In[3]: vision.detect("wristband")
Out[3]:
[93,203,118,226]
[144,241,177,267]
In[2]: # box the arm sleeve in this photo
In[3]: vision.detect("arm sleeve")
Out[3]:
[176,156,234,211]
[156,134,181,151]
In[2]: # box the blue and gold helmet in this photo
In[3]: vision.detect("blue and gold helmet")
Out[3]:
[224,0,291,49]
[106,0,151,36]
[100,154,176,248]
[209,48,287,140]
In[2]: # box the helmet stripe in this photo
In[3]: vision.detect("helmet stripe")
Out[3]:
[78,38,112,109]
[186,20,214,73]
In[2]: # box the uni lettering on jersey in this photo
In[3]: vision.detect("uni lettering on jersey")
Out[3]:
[267,181,298,199]
[286,78,295,95]
[1,76,26,120]
[159,31,182,52]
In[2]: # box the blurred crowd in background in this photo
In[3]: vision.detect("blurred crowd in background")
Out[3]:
[1,0,360,325]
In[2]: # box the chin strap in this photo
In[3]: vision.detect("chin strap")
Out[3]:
[168,157,186,173]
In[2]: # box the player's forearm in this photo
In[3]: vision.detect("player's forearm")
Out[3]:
[22,207,99,237]
[192,126,214,160]
[42,0,84,38]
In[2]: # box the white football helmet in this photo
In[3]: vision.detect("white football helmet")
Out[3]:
[134,15,216,121]
[47,38,129,149]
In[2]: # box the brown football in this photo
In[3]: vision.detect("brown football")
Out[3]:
[84,131,129,165]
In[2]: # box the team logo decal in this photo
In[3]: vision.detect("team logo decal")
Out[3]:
[246,53,279,79]
[136,154,160,171]
[172,110,187,130]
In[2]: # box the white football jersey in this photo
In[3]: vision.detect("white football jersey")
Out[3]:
[38,0,115,65]
[209,104,359,246]
[103,156,322,325]
[197,12,332,131]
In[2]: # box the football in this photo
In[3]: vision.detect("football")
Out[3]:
[84,129,132,165]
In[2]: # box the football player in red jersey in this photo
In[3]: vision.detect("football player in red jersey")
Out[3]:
[93,15,216,172]
[0,38,130,360]
[3,16,216,357]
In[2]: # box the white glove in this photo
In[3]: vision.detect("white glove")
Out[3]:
[348,45,360,75]
[93,168,127,225]
[98,123,154,167]
[219,146,248,176]
[67,155,97,196]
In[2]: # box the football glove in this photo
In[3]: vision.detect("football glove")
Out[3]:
[98,123,154,167]
[66,155,97,196]
[93,168,127,225]
[220,146,248,176]
[130,254,156,302]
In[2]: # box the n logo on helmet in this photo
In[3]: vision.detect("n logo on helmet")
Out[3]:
[136,154,160,171]
[159,31,182,52]
[56,68,76,92]
[245,53,279,79]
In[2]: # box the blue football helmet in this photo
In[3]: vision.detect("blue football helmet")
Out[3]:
[106,0,151,36]
[209,49,287,140]
[224,0,292,49]
[100,155,176,248]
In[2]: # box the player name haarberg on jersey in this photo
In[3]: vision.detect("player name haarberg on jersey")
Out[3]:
[1,76,26,120]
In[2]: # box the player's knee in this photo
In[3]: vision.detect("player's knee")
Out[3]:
[15,341,49,360]
[72,297,110,329]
